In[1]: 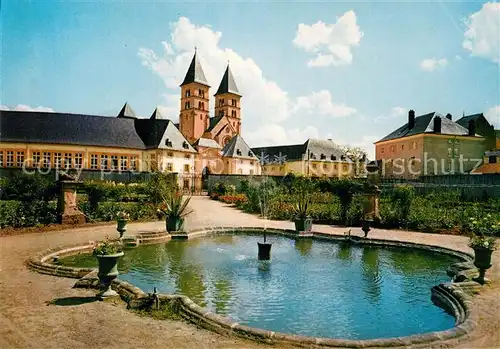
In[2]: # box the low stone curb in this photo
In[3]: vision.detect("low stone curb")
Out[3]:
[27,226,479,348]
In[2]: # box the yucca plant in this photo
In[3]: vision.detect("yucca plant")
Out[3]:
[292,195,311,219]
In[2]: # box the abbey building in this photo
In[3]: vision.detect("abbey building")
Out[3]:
[0,51,261,189]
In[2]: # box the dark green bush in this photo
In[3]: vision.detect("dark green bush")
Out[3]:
[0,173,57,202]
[0,200,57,228]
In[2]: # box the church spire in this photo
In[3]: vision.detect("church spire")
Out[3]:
[215,64,241,96]
[180,50,210,87]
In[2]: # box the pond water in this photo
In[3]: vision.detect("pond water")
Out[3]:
[61,234,460,340]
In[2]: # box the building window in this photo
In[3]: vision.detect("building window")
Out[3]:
[489,156,497,164]
[343,164,348,171]
[185,101,190,110]
[323,163,328,170]
[32,151,41,166]
[185,89,190,97]
[6,151,14,167]
[150,154,157,171]
[130,156,138,171]
[184,164,190,172]
[219,99,224,107]
[182,141,189,149]
[166,151,173,157]
[15,151,25,167]
[166,162,173,172]
[90,154,98,169]
[401,144,405,150]
[120,156,128,171]
[183,179,189,189]
[64,153,72,169]
[111,155,118,170]
[250,161,254,165]
[320,154,326,160]
[231,99,236,106]
[390,145,395,152]
[312,163,317,169]
[165,138,172,147]
[101,155,109,169]
[54,153,62,168]
[331,155,337,161]
[199,89,204,98]
[220,110,224,117]
[42,152,51,168]
[381,147,385,154]
[236,149,242,156]
[250,169,254,175]
[231,110,236,117]
[411,141,417,150]
[75,153,83,168]
[184,154,191,159]
[198,101,204,110]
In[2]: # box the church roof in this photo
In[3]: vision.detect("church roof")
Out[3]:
[180,51,210,87]
[215,65,241,96]
[150,107,163,119]
[117,102,137,118]
[221,135,257,158]
[206,116,223,132]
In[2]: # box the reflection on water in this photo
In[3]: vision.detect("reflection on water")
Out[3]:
[61,234,459,340]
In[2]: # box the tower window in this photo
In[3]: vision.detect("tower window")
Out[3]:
[219,99,224,107]
[185,101,190,110]
[231,110,236,117]
[198,101,204,110]
[220,110,224,117]
[185,89,191,97]
[199,89,204,98]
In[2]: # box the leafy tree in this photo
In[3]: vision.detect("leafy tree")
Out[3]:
[319,178,363,224]
[341,146,368,177]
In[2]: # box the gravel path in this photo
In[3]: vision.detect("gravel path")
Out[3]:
[0,196,498,349]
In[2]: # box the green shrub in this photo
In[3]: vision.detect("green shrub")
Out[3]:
[0,200,58,228]
[0,173,57,202]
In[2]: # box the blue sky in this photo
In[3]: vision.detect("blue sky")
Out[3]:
[2,1,499,157]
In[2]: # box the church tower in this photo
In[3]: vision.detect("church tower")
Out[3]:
[179,50,210,143]
[214,64,242,135]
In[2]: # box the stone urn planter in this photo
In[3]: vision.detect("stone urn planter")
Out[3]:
[472,247,493,284]
[95,252,124,298]
[116,219,128,238]
[294,218,313,232]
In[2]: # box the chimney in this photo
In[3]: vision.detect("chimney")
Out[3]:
[433,117,442,133]
[327,138,333,141]
[468,120,476,136]
[446,113,452,120]
[408,110,415,129]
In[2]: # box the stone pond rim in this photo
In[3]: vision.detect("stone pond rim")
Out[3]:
[27,227,477,348]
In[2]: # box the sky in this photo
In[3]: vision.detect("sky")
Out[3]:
[2,1,500,159]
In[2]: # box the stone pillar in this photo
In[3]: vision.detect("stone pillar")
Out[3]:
[57,180,86,224]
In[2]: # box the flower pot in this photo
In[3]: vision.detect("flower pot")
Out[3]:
[116,219,128,238]
[294,218,313,232]
[95,252,124,298]
[166,217,184,232]
[473,247,493,270]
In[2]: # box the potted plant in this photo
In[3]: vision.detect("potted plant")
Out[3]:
[468,216,498,284]
[93,237,124,298]
[293,195,313,232]
[115,211,130,238]
[159,191,193,233]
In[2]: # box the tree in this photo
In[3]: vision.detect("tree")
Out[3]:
[341,146,368,178]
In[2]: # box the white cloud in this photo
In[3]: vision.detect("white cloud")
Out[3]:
[463,2,500,63]
[485,105,500,128]
[0,104,54,112]
[293,90,356,118]
[293,11,363,67]
[138,17,357,147]
[420,58,448,71]
[390,106,407,118]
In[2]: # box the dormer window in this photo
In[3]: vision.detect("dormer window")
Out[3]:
[331,155,337,161]
[309,153,315,159]
[320,154,326,160]
[341,155,346,161]
[185,89,190,97]
[236,149,242,156]
[248,151,252,157]
[165,138,172,147]
[182,141,189,149]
